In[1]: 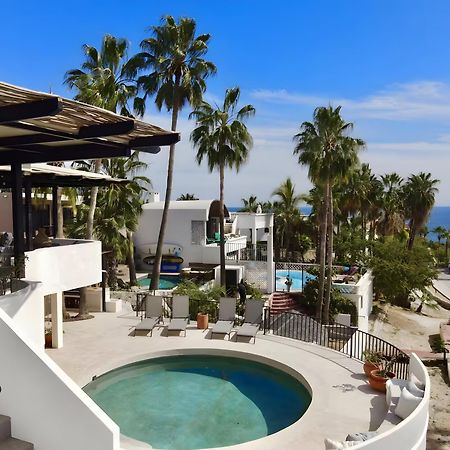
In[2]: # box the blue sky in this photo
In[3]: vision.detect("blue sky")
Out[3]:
[2,1,450,205]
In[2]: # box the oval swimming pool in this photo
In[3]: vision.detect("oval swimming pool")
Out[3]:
[84,355,311,449]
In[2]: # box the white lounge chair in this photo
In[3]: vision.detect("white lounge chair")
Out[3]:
[235,299,264,343]
[167,295,189,337]
[134,295,163,336]
[210,297,236,340]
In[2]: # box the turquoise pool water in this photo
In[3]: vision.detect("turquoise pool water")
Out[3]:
[276,269,316,291]
[137,275,180,290]
[84,355,311,449]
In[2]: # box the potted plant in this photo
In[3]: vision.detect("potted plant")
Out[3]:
[45,328,52,348]
[197,310,209,329]
[362,350,383,377]
[368,356,397,392]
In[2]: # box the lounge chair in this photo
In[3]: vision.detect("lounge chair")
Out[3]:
[167,295,189,337]
[210,297,236,340]
[134,295,163,336]
[234,299,264,343]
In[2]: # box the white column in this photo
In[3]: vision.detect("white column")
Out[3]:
[267,225,274,293]
[50,291,63,348]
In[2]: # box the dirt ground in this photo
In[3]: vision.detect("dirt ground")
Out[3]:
[369,302,450,449]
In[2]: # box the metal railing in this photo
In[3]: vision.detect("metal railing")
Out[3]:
[225,243,268,262]
[263,308,410,379]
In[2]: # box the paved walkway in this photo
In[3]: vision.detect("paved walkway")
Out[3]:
[48,305,388,450]
[432,269,450,308]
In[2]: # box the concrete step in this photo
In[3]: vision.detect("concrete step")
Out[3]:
[0,416,11,441]
[0,438,34,450]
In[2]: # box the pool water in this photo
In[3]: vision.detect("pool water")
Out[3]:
[276,269,316,291]
[137,275,180,290]
[84,355,311,449]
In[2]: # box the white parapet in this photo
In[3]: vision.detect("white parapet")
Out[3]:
[0,287,120,450]
[25,239,102,295]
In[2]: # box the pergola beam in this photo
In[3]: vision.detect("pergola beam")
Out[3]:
[78,119,135,139]
[0,143,131,164]
[0,97,62,123]
[130,132,180,148]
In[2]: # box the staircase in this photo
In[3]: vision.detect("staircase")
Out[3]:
[270,292,297,314]
[0,416,33,450]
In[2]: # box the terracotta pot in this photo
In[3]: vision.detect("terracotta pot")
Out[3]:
[363,361,380,377]
[45,333,52,348]
[197,313,209,330]
[368,369,395,392]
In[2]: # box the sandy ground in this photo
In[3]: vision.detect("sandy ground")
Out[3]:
[369,302,450,449]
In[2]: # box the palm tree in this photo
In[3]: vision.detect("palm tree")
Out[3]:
[101,153,150,285]
[240,195,258,212]
[433,226,446,254]
[443,229,450,262]
[272,178,303,260]
[294,106,364,323]
[190,87,255,286]
[65,34,138,317]
[378,173,405,238]
[132,16,216,290]
[403,173,439,250]
[177,193,198,201]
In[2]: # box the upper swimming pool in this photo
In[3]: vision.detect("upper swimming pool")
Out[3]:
[275,269,316,291]
[84,354,311,449]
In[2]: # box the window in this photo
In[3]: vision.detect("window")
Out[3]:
[191,221,205,245]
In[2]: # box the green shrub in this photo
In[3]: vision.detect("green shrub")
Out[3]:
[301,279,357,324]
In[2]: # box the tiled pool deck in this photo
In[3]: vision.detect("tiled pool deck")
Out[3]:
[47,305,388,450]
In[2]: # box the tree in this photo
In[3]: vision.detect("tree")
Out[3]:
[293,106,364,323]
[177,193,198,201]
[132,16,216,290]
[297,234,312,262]
[403,173,439,250]
[190,87,255,286]
[272,178,302,260]
[378,173,404,238]
[240,195,258,212]
[432,226,446,256]
[368,240,438,307]
[65,34,138,317]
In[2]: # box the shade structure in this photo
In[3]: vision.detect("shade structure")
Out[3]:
[0,80,179,261]
[0,163,128,188]
[0,81,179,164]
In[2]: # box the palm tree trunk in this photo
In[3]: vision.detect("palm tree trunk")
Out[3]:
[324,184,334,325]
[407,221,416,250]
[150,89,180,291]
[127,230,137,286]
[56,187,64,238]
[446,238,449,262]
[219,162,226,287]
[78,158,102,318]
[316,185,328,322]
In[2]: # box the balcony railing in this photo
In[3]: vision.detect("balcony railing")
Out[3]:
[263,308,410,379]
[225,242,268,261]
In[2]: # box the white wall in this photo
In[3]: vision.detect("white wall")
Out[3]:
[355,353,429,450]
[25,239,102,295]
[135,208,207,268]
[337,270,373,332]
[0,280,44,348]
[0,292,120,450]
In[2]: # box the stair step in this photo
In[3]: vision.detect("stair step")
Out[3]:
[0,416,11,441]
[0,438,33,450]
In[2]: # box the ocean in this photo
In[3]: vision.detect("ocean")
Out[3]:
[229,206,450,241]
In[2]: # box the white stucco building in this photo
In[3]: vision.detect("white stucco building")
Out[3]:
[134,196,275,291]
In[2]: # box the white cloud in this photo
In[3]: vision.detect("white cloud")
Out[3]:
[251,81,450,121]
[139,82,450,206]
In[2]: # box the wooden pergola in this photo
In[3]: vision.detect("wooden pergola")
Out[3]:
[0,81,179,259]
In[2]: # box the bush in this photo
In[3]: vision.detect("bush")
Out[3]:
[173,280,226,320]
[301,279,357,324]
